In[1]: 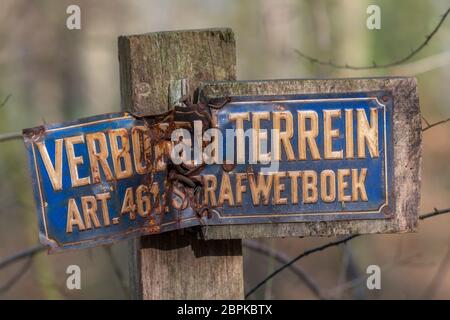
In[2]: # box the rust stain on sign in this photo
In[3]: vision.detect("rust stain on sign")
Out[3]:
[24,90,395,252]
[23,96,230,252]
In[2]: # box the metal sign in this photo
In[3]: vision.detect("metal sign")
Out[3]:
[23,91,393,251]
[203,91,393,223]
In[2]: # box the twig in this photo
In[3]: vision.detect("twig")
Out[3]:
[0,94,11,108]
[245,235,359,298]
[422,116,431,127]
[419,207,450,220]
[243,239,326,299]
[295,7,450,70]
[0,131,22,143]
[1,210,449,297]
[0,256,33,295]
[245,207,450,299]
[422,118,450,132]
[0,244,46,270]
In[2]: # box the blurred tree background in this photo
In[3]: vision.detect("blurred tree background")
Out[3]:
[0,0,449,299]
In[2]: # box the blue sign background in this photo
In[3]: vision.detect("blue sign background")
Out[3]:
[24,91,393,251]
[203,91,393,225]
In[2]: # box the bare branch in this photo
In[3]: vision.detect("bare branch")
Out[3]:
[2,208,450,296]
[0,94,11,108]
[295,7,450,70]
[245,207,450,299]
[0,131,22,143]
[0,256,33,295]
[0,244,46,270]
[245,234,359,299]
[422,118,450,132]
[419,207,450,220]
[422,116,431,127]
[243,239,326,299]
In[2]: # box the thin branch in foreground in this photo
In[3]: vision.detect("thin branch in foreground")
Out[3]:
[295,7,450,70]
[0,94,11,108]
[419,207,450,220]
[0,256,33,295]
[1,207,449,296]
[243,240,326,299]
[245,207,450,299]
[0,131,22,143]
[422,118,450,132]
[245,234,360,299]
[422,116,431,127]
[0,244,46,270]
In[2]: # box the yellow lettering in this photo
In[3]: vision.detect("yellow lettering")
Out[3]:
[132,126,150,175]
[273,111,295,161]
[273,172,288,205]
[81,195,101,230]
[136,184,150,217]
[323,109,343,159]
[218,173,235,206]
[345,109,354,158]
[109,128,133,179]
[288,171,301,204]
[352,168,368,201]
[203,175,217,207]
[86,132,113,183]
[65,135,90,187]
[96,192,111,226]
[357,108,379,158]
[338,169,351,202]
[36,139,63,191]
[66,198,85,233]
[298,111,321,160]
[235,173,247,206]
[249,173,273,205]
[320,170,336,202]
[302,170,318,203]
[121,187,136,220]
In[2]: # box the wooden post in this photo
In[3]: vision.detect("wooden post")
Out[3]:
[118,28,244,299]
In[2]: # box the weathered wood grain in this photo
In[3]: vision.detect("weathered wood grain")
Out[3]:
[198,77,422,239]
[119,28,236,116]
[118,28,243,299]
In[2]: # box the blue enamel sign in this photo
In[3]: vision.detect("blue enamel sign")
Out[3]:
[203,91,394,225]
[23,91,393,251]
